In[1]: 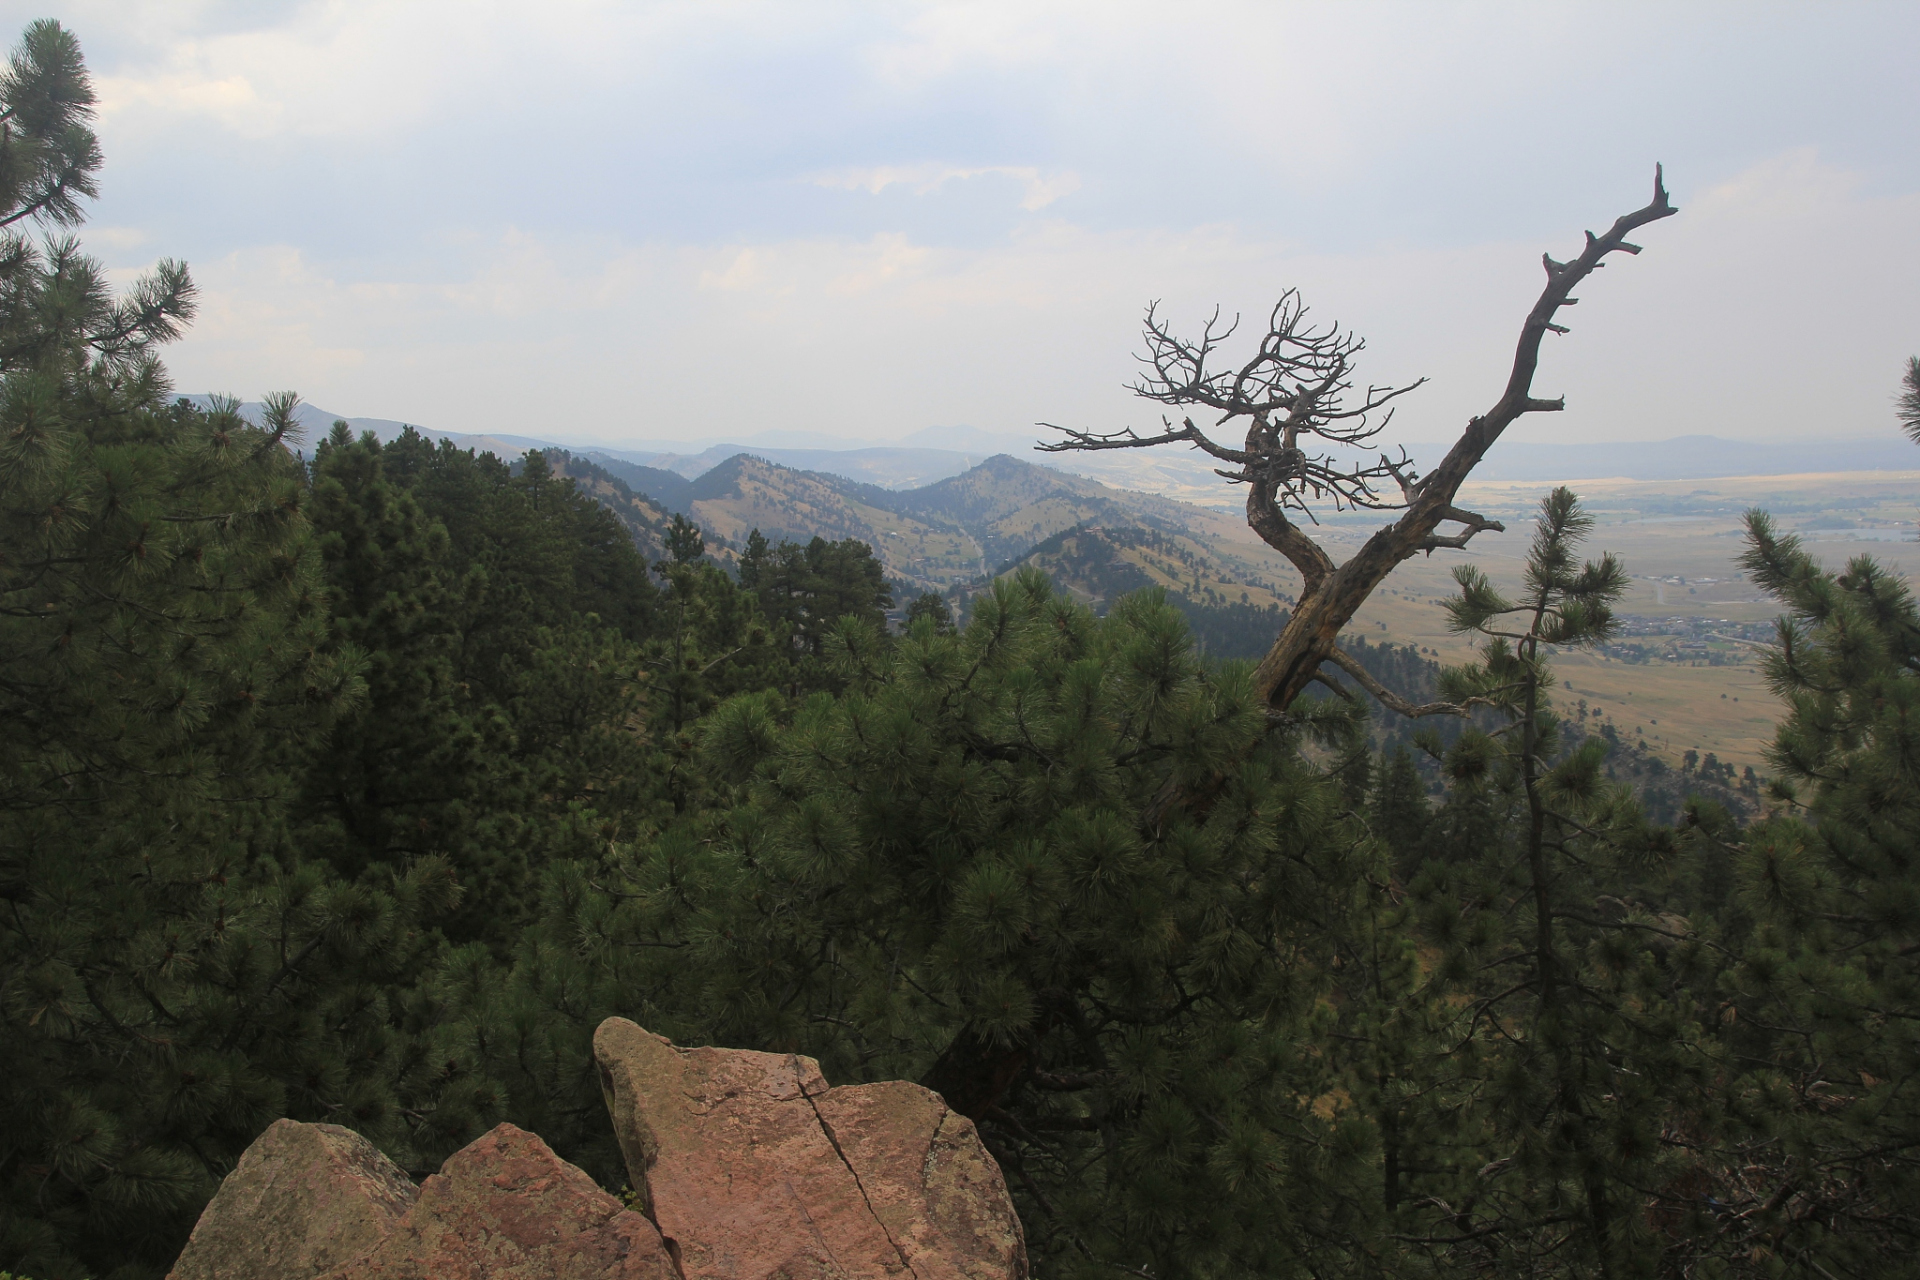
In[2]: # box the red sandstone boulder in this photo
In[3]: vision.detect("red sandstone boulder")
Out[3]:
[167,1119,418,1280]
[812,1082,1029,1280]
[594,1017,1027,1280]
[170,1120,674,1280]
[323,1123,674,1280]
[169,1029,1027,1280]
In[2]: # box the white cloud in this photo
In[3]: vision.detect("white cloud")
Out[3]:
[813,164,1082,210]
[1015,171,1082,212]
[153,150,1920,460]
[49,3,1906,457]
[700,248,770,294]
[75,0,696,140]
[84,225,151,251]
[862,2,1064,84]
[97,69,279,137]
[169,244,370,393]
[153,215,1486,442]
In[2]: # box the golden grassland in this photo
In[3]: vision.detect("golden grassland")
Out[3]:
[1189,470,1920,774]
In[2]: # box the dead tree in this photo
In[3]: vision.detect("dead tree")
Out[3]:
[1040,167,1677,716]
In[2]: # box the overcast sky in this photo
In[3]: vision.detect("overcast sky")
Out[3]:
[16,1,1920,453]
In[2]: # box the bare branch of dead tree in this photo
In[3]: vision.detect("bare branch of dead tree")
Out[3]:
[1038,289,1428,523]
[1321,646,1492,719]
[1041,166,1678,717]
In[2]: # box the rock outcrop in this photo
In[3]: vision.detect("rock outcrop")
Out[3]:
[168,1119,418,1280]
[168,1020,1026,1280]
[324,1123,674,1280]
[594,1017,1027,1280]
[169,1122,673,1280]
[811,1082,1027,1280]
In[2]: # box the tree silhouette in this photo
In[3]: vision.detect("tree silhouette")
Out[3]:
[1041,170,1677,717]
[1897,354,1920,445]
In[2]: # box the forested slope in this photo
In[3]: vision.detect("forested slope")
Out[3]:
[549,449,685,563]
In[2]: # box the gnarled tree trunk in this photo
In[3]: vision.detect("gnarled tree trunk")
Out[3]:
[1047,169,1677,717]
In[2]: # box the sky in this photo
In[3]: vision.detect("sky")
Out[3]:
[15,0,1920,454]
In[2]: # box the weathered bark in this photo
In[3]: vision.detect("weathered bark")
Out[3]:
[1255,172,1675,710]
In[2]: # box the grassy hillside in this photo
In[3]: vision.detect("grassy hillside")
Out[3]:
[621,451,1256,596]
[564,446,1312,658]
[681,455,978,589]
[869,454,1155,566]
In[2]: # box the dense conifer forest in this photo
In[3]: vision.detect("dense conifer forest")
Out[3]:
[4,20,1919,1280]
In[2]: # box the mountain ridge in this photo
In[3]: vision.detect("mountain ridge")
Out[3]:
[184,398,1918,494]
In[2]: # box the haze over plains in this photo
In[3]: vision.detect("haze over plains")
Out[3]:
[31,1,1920,464]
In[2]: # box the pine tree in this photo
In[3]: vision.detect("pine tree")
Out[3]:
[1368,489,1722,1276]
[663,511,705,565]
[738,526,772,585]
[466,576,1390,1278]
[1690,510,1920,1270]
[643,549,780,819]
[0,31,486,1275]
[905,589,957,635]
[300,428,658,948]
[743,531,892,661]
[0,382,477,1278]
[0,21,98,236]
[1369,745,1428,874]
[300,423,481,880]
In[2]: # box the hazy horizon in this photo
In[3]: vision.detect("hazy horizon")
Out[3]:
[200,395,1918,499]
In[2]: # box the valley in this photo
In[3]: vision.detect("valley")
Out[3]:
[268,395,1918,774]
[1326,470,1920,772]
[566,440,1920,779]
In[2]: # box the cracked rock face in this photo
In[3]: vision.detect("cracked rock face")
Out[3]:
[594,1017,1027,1280]
[167,1030,1025,1280]
[169,1121,674,1280]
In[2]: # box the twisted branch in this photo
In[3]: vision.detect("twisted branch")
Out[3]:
[1039,166,1679,715]
[1323,646,1491,719]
